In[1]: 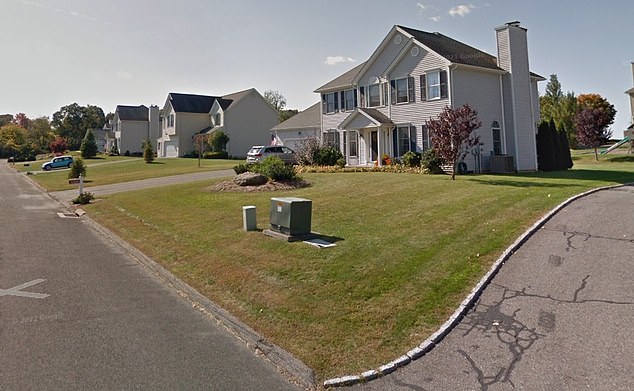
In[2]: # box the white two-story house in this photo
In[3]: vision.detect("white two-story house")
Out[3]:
[158,88,279,158]
[111,105,161,155]
[315,22,545,172]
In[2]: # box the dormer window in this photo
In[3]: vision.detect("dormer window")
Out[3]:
[214,113,222,126]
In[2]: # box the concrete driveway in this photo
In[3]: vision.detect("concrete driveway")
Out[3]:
[348,185,634,390]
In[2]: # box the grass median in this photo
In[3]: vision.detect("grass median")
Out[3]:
[82,150,634,381]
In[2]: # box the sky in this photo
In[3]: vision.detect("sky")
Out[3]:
[2,0,633,137]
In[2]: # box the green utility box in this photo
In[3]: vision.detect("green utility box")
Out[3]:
[269,197,312,236]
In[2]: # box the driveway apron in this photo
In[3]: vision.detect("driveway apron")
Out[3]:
[352,185,634,390]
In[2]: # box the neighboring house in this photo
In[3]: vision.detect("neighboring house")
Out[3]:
[111,105,161,155]
[314,22,545,172]
[158,88,278,158]
[87,127,109,153]
[270,102,321,150]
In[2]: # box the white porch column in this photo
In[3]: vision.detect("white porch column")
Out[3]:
[377,127,382,167]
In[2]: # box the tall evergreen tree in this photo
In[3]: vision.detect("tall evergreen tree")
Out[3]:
[80,129,98,158]
[558,126,574,169]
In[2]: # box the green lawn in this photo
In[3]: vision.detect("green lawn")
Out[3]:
[20,156,237,191]
[82,150,634,381]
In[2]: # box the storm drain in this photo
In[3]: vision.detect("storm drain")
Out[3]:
[56,212,80,219]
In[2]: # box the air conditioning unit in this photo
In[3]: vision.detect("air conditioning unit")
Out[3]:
[269,197,312,237]
[490,155,515,174]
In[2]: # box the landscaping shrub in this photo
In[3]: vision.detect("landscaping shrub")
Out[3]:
[143,139,154,163]
[251,156,297,181]
[72,191,94,205]
[336,157,346,168]
[315,146,344,166]
[233,162,255,174]
[204,151,229,159]
[295,137,320,165]
[68,157,87,179]
[402,151,422,168]
[421,148,444,174]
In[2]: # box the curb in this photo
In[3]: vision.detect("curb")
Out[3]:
[323,183,628,388]
[18,170,317,391]
[81,213,317,390]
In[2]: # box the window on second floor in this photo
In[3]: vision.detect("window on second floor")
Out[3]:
[167,114,175,127]
[342,89,356,111]
[213,113,222,126]
[368,84,381,107]
[420,70,448,101]
[390,77,415,104]
[322,92,339,114]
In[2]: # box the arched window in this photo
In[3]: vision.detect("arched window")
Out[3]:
[492,121,502,155]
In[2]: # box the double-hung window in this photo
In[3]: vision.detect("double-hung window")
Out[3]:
[394,125,417,157]
[322,92,339,114]
[390,77,415,104]
[323,130,340,149]
[343,89,356,111]
[420,70,448,101]
[367,84,381,107]
[348,131,358,157]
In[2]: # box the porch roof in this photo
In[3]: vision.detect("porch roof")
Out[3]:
[340,108,394,129]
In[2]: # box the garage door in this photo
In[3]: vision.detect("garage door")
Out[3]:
[164,141,178,158]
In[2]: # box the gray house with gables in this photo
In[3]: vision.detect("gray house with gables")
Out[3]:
[314,22,544,172]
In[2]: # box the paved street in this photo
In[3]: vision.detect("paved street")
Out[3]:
[351,185,634,390]
[49,169,234,204]
[0,163,302,390]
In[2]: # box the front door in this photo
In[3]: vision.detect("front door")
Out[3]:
[370,131,378,162]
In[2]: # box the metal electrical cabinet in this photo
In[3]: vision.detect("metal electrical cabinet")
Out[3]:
[269,197,312,236]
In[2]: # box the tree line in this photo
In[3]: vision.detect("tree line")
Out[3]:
[0,103,107,161]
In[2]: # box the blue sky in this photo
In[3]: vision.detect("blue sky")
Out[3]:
[2,0,632,137]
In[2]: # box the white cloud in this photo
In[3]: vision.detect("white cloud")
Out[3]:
[115,71,133,80]
[324,56,356,66]
[430,16,441,22]
[449,4,475,17]
[416,3,428,11]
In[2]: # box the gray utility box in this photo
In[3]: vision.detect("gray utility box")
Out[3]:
[269,197,312,236]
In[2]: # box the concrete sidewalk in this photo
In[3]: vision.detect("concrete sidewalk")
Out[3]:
[50,169,234,204]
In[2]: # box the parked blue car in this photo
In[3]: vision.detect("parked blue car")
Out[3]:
[42,155,74,171]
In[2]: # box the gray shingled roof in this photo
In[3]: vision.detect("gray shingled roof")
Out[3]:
[168,93,219,113]
[315,62,366,93]
[116,105,149,121]
[359,108,393,125]
[397,25,502,71]
[271,102,321,131]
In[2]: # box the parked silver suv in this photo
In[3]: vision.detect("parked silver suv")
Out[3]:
[246,146,296,163]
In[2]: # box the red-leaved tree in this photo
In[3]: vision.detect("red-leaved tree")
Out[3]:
[428,104,481,180]
[50,136,68,155]
[574,108,613,161]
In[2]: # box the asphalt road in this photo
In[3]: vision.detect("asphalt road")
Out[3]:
[0,163,302,390]
[349,185,634,390]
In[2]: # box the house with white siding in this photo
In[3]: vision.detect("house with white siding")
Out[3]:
[158,88,278,158]
[315,22,545,172]
[111,105,161,155]
[270,102,321,150]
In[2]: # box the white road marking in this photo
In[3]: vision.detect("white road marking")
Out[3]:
[0,279,49,299]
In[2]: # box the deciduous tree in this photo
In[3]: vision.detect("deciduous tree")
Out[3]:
[575,107,613,160]
[209,130,229,152]
[52,103,105,150]
[428,104,481,180]
[50,136,68,155]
